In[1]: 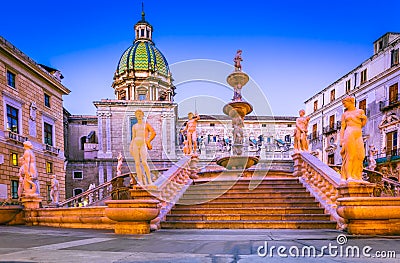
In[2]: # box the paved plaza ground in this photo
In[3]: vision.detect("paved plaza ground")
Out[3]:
[0,226,399,262]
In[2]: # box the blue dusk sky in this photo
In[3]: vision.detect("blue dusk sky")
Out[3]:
[2,0,400,117]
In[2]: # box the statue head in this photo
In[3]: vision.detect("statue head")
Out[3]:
[188,112,194,119]
[135,109,144,119]
[299,109,305,116]
[342,96,355,109]
[23,141,33,149]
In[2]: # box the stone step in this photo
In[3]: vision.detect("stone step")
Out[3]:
[174,201,321,208]
[165,214,331,221]
[186,185,307,191]
[170,207,326,215]
[178,196,317,203]
[182,192,311,198]
[161,220,337,229]
[194,179,300,186]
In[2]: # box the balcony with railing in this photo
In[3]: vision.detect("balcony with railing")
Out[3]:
[322,121,341,135]
[379,94,400,111]
[307,132,322,144]
[4,130,28,144]
[43,144,60,155]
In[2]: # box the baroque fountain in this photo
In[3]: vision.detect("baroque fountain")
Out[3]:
[216,50,259,169]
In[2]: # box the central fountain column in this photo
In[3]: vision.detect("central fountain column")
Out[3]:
[216,50,259,170]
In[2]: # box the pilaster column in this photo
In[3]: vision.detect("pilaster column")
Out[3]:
[106,162,113,182]
[105,112,112,157]
[97,112,104,155]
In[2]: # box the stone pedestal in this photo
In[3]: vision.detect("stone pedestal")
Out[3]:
[21,196,42,226]
[337,182,375,198]
[337,197,400,235]
[130,185,160,201]
[105,199,160,235]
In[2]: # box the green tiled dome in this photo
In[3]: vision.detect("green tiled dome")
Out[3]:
[117,41,169,77]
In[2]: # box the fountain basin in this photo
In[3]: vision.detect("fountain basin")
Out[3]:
[223,101,253,117]
[216,156,259,170]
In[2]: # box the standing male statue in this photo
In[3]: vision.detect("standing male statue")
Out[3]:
[294,109,310,153]
[22,141,39,196]
[181,112,200,155]
[129,110,156,185]
[50,174,59,205]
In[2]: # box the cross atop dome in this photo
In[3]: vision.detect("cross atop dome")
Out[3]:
[134,2,153,43]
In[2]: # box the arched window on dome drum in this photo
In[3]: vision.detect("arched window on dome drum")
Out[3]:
[137,87,147,101]
[141,29,145,38]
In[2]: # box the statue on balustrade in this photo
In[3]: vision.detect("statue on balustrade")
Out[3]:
[294,109,310,153]
[50,174,59,205]
[22,141,39,197]
[181,112,200,155]
[117,152,123,177]
[339,96,367,183]
[367,145,378,171]
[129,110,156,185]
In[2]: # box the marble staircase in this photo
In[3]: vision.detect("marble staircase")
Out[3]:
[161,173,336,229]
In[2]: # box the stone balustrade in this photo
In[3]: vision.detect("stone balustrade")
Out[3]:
[292,152,345,229]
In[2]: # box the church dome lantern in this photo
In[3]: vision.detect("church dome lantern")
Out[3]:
[112,7,174,102]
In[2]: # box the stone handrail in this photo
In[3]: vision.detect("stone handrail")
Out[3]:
[292,152,345,228]
[59,180,114,208]
[151,156,194,228]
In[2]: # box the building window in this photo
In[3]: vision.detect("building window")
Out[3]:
[329,115,335,129]
[359,99,366,113]
[360,69,367,84]
[210,123,215,127]
[140,29,145,37]
[386,131,398,156]
[10,153,18,166]
[287,124,292,127]
[80,136,87,151]
[44,122,53,146]
[138,94,146,101]
[46,161,53,173]
[6,105,19,133]
[73,171,83,179]
[11,180,19,199]
[389,83,398,104]
[330,89,335,102]
[345,80,351,93]
[313,100,318,112]
[73,188,83,196]
[7,70,16,88]
[262,124,267,127]
[44,93,51,107]
[312,123,317,139]
[391,49,399,67]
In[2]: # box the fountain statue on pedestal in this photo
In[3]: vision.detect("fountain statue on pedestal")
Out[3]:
[129,110,156,185]
[294,109,310,153]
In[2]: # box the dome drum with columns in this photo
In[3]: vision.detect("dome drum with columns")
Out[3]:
[112,10,175,102]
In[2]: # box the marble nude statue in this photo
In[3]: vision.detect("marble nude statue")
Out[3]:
[367,145,378,171]
[129,110,156,185]
[117,152,123,177]
[294,109,310,153]
[339,96,367,183]
[50,174,59,204]
[22,141,39,196]
[181,112,200,155]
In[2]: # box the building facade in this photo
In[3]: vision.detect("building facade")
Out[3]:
[65,11,177,198]
[305,32,400,180]
[0,36,70,203]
